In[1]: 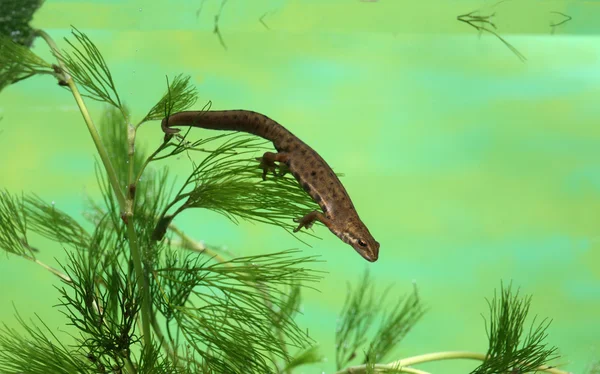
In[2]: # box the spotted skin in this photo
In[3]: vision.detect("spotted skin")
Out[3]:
[161,110,380,262]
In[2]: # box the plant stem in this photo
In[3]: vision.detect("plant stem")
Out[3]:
[335,351,571,374]
[34,29,127,211]
[168,225,229,263]
[35,28,152,348]
[33,259,71,282]
[126,219,153,346]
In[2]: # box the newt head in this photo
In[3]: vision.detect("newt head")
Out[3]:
[342,220,380,262]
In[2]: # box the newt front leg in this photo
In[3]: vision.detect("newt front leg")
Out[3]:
[293,211,332,232]
[256,151,289,181]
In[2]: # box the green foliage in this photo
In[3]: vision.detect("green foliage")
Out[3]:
[457,1,526,62]
[153,132,321,242]
[158,250,321,373]
[366,283,425,363]
[98,105,142,187]
[335,271,426,370]
[58,27,123,111]
[143,74,198,122]
[23,194,91,249]
[57,233,141,372]
[0,0,44,47]
[472,283,558,374]
[280,346,324,373]
[0,34,53,92]
[0,311,91,374]
[0,191,95,256]
[0,190,29,256]
[588,360,600,374]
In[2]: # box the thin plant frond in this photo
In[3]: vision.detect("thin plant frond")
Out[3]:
[549,11,572,35]
[213,0,229,50]
[336,270,376,369]
[154,133,321,242]
[0,190,30,256]
[281,345,324,372]
[0,34,53,91]
[57,27,123,111]
[23,194,91,250]
[471,282,559,373]
[143,74,198,122]
[98,105,144,188]
[588,360,600,374]
[336,271,427,370]
[366,283,426,363]
[137,341,182,373]
[196,0,208,18]
[57,227,141,372]
[155,249,322,373]
[457,1,526,62]
[0,310,91,373]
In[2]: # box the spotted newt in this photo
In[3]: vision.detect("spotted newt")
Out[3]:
[161,110,380,262]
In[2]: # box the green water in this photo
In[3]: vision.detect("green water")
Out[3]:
[1,0,599,373]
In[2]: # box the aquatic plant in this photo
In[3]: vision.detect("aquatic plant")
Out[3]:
[457,0,526,62]
[0,3,588,373]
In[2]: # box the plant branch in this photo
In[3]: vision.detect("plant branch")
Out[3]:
[126,219,153,346]
[34,29,127,212]
[168,224,228,264]
[336,351,569,374]
[35,28,152,351]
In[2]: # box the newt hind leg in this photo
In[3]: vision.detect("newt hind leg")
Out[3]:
[293,211,331,233]
[256,151,290,181]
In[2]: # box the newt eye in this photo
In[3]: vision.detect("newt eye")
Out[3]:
[358,239,367,247]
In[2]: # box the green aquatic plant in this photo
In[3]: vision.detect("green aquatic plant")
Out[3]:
[549,11,572,35]
[457,0,526,62]
[334,277,564,374]
[0,8,583,374]
[196,0,229,50]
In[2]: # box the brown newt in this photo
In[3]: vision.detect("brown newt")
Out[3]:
[161,110,380,262]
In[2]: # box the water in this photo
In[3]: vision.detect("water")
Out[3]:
[0,0,598,373]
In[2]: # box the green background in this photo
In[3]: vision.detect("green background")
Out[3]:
[1,0,599,372]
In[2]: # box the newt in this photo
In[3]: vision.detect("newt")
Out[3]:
[161,110,380,262]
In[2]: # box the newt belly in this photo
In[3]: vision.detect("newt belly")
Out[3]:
[161,110,380,262]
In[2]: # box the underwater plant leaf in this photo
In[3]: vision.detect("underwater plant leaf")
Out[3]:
[155,249,321,373]
[0,34,53,92]
[152,248,201,323]
[137,341,183,374]
[588,360,600,374]
[274,282,302,328]
[93,105,173,256]
[549,11,572,35]
[471,282,559,374]
[155,133,321,242]
[213,0,229,50]
[23,194,91,250]
[0,310,91,374]
[0,190,31,256]
[365,283,426,363]
[0,0,44,47]
[98,105,144,188]
[457,1,526,62]
[143,74,198,122]
[58,27,123,111]
[336,269,377,369]
[57,225,141,372]
[280,345,324,372]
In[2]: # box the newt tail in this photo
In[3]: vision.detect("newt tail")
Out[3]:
[161,110,380,262]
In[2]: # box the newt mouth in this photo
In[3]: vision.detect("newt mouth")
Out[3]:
[361,251,379,262]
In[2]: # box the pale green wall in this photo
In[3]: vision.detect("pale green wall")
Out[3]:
[0,1,599,373]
